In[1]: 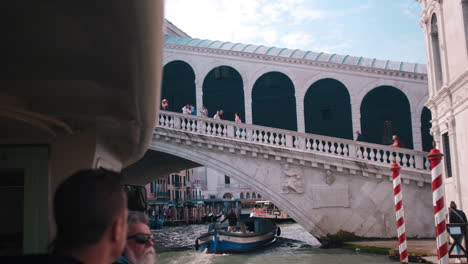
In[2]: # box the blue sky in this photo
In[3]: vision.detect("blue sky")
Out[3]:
[165,0,426,64]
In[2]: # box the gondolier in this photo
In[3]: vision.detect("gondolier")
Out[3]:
[222,209,238,232]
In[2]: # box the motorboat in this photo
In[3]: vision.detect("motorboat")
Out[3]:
[195,218,280,253]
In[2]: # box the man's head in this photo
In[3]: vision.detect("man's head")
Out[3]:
[52,169,128,261]
[450,201,457,210]
[220,110,224,115]
[124,211,156,264]
[392,135,398,140]
[161,99,168,107]
[355,130,360,135]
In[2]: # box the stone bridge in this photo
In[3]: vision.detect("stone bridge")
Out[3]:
[147,111,433,240]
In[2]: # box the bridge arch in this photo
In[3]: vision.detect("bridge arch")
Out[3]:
[150,141,320,236]
[161,60,196,112]
[360,86,413,148]
[304,78,353,139]
[421,107,433,152]
[251,71,297,131]
[203,66,245,121]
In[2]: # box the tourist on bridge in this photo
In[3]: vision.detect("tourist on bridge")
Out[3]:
[355,130,363,141]
[199,105,209,118]
[219,109,224,120]
[391,135,403,148]
[448,201,467,255]
[115,211,156,264]
[182,104,191,114]
[160,99,169,111]
[222,208,238,232]
[213,110,221,119]
[235,112,242,123]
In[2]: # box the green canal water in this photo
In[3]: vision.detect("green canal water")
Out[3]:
[153,223,405,264]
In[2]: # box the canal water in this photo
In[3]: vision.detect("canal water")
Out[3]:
[153,223,401,264]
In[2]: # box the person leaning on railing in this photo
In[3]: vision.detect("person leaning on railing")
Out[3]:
[448,201,467,256]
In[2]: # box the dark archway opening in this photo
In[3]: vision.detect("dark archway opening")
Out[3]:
[304,78,353,139]
[203,66,244,121]
[421,107,433,152]
[161,60,196,112]
[252,72,297,131]
[360,86,413,148]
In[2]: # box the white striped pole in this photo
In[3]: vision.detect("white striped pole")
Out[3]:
[428,147,448,264]
[391,161,408,263]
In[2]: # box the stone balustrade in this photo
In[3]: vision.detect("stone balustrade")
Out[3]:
[157,110,430,172]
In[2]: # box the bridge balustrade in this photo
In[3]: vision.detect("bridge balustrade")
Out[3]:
[157,111,430,171]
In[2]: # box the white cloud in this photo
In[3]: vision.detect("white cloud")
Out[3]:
[164,0,328,49]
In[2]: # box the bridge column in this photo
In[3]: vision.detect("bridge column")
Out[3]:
[195,78,203,111]
[296,95,305,133]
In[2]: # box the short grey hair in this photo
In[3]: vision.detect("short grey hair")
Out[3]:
[127,211,149,224]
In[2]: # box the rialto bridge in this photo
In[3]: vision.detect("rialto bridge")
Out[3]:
[126,111,433,240]
[161,34,432,152]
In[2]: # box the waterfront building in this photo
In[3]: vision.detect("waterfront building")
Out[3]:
[418,0,468,210]
[198,167,261,200]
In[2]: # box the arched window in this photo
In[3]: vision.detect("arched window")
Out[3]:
[463,0,468,51]
[240,192,244,199]
[430,14,443,90]
[360,86,413,148]
[304,78,353,139]
[252,72,297,131]
[203,66,244,121]
[252,192,256,198]
[161,60,196,112]
[223,193,233,199]
[421,107,433,152]
[257,194,261,199]
[246,192,250,199]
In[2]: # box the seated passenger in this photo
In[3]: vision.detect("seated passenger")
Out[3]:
[50,169,129,263]
[115,211,156,264]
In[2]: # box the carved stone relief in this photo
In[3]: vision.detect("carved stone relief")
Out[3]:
[325,170,335,185]
[282,164,304,193]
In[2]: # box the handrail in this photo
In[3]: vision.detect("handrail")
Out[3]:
[156,111,430,171]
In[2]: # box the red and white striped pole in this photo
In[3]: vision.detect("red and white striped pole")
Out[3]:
[391,161,408,263]
[428,146,448,264]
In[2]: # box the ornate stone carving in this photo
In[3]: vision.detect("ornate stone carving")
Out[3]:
[325,170,335,185]
[282,164,304,193]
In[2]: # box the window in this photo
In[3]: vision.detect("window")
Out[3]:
[224,175,230,185]
[442,133,452,178]
[430,14,443,89]
[463,0,468,51]
[210,195,216,199]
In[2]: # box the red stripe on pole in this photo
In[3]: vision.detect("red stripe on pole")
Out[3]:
[398,232,407,244]
[438,242,448,259]
[396,217,405,228]
[395,200,402,211]
[393,184,401,195]
[435,219,447,236]
[433,198,445,214]
[432,174,443,191]
[400,249,408,262]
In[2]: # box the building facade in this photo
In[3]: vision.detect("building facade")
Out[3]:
[200,167,262,200]
[418,0,468,210]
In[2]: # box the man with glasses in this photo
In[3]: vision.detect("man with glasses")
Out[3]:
[115,211,156,264]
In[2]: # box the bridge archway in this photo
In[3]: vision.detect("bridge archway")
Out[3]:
[162,60,196,112]
[252,72,297,131]
[203,66,244,121]
[304,78,353,139]
[360,86,413,148]
[421,107,433,152]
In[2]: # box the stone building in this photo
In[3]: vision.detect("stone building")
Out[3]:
[418,0,468,210]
